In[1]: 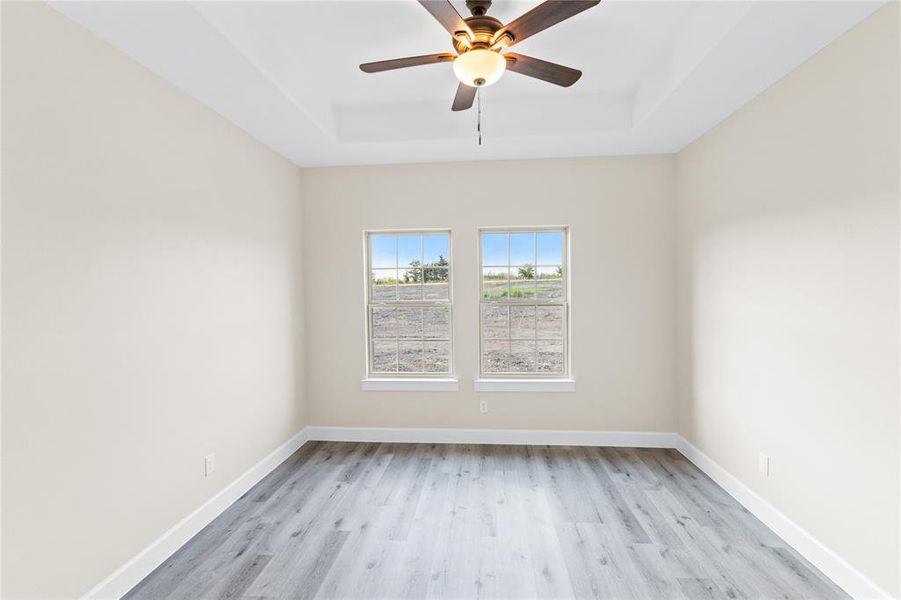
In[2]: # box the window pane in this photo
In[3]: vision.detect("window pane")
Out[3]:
[510,340,536,372]
[396,307,423,338]
[477,228,566,377]
[367,229,452,379]
[398,235,421,268]
[423,267,449,300]
[482,267,508,300]
[424,341,450,373]
[481,305,508,339]
[482,340,510,373]
[423,234,449,265]
[372,340,397,372]
[510,232,534,266]
[510,306,536,339]
[398,340,423,372]
[536,305,564,339]
[423,306,450,339]
[371,269,398,301]
[536,266,564,300]
[537,231,563,265]
[537,340,564,373]
[510,265,536,301]
[370,235,396,269]
[371,307,395,339]
[482,233,507,266]
[399,269,422,300]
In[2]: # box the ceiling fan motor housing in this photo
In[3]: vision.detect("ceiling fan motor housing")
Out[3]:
[452,15,508,54]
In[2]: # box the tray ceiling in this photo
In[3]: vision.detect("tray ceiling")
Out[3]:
[51,1,885,166]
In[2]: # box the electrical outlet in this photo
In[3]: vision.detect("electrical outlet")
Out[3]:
[205,453,216,477]
[479,400,489,413]
[758,453,769,477]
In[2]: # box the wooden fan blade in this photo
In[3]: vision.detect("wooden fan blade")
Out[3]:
[360,53,456,73]
[504,53,582,87]
[419,0,474,41]
[452,82,477,111]
[493,0,600,48]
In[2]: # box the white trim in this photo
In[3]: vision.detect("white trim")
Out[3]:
[81,427,879,600]
[305,426,675,447]
[361,378,459,392]
[82,430,310,600]
[474,378,575,392]
[675,435,891,600]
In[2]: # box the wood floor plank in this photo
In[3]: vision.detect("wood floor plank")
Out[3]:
[390,472,450,599]
[124,442,849,600]
[491,468,539,599]
[574,446,652,544]
[387,456,432,541]
[205,553,273,600]
[678,577,730,600]
[517,482,578,598]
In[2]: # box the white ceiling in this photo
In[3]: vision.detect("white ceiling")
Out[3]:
[51,0,884,167]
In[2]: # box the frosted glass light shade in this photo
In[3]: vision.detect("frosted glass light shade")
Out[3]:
[453,49,506,87]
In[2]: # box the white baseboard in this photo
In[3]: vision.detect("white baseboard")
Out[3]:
[83,426,885,600]
[82,429,309,600]
[305,425,677,448]
[675,435,891,600]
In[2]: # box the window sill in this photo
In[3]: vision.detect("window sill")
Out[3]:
[361,378,459,392]
[474,378,575,393]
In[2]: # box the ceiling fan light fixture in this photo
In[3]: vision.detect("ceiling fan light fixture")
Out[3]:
[359,0,601,111]
[453,49,505,87]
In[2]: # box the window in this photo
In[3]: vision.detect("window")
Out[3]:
[479,227,568,377]
[366,230,452,377]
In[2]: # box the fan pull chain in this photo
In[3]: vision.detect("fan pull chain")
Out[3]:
[477,88,482,146]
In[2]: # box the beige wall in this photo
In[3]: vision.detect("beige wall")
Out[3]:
[1,3,306,598]
[302,156,677,432]
[675,4,899,596]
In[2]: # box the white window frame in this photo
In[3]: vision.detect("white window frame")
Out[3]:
[476,226,572,386]
[363,228,456,387]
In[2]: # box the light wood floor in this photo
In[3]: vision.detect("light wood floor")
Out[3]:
[125,442,847,599]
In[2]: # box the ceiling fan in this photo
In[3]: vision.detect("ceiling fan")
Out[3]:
[359,0,601,111]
